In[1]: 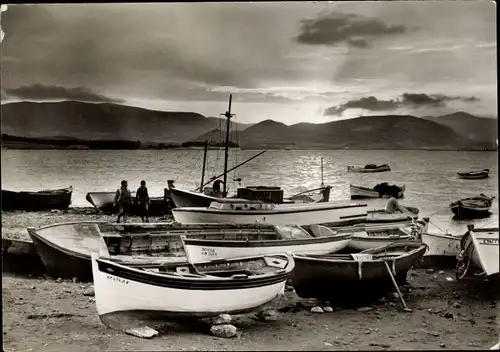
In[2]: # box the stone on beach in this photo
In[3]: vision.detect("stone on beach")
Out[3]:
[212,313,231,325]
[210,324,238,338]
[125,326,159,339]
[311,306,324,313]
[323,306,333,312]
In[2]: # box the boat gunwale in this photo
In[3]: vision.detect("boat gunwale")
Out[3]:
[183,233,353,248]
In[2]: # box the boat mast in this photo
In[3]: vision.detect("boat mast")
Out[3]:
[222,94,234,197]
[199,140,208,193]
[320,157,324,188]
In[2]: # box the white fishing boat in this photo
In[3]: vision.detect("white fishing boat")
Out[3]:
[172,198,368,226]
[182,224,352,262]
[91,252,294,320]
[350,184,405,199]
[456,224,499,280]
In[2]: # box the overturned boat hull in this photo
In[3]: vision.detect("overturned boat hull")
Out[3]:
[86,192,172,216]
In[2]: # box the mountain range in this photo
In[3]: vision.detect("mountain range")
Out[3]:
[1,101,497,150]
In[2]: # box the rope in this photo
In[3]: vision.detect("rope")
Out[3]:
[429,219,449,235]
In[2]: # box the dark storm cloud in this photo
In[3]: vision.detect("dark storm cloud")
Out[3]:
[295,12,407,47]
[5,85,125,103]
[324,93,480,116]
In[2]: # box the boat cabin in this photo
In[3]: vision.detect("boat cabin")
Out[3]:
[209,198,275,211]
[236,186,284,204]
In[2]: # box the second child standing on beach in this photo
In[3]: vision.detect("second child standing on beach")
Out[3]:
[136,180,150,223]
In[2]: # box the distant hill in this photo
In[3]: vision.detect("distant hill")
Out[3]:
[0,101,250,144]
[221,115,495,150]
[1,101,496,150]
[421,112,497,149]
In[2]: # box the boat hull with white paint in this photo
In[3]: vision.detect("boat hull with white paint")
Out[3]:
[457,225,499,279]
[172,199,368,226]
[91,253,294,319]
[183,224,352,262]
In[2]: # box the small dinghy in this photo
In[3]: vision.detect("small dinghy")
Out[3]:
[344,218,429,251]
[450,194,494,218]
[457,169,489,180]
[456,224,499,281]
[91,252,294,321]
[350,183,405,199]
[291,241,427,302]
[2,186,73,211]
[182,224,353,262]
[347,164,391,173]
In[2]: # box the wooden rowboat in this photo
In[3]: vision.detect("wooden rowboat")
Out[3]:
[182,224,352,262]
[27,221,309,281]
[457,169,489,180]
[350,184,405,199]
[364,206,419,224]
[1,186,73,211]
[450,194,494,218]
[91,252,294,321]
[456,224,499,281]
[347,164,391,173]
[291,241,427,302]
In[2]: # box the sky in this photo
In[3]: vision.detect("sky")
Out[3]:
[0,2,497,125]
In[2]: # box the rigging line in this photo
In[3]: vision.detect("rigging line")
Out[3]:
[429,219,449,235]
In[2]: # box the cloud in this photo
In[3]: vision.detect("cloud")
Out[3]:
[325,93,480,116]
[295,12,407,48]
[4,85,125,103]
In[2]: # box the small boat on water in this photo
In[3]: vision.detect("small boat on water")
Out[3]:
[457,169,490,180]
[27,221,307,280]
[456,224,499,281]
[291,241,427,301]
[450,194,494,218]
[172,199,368,226]
[420,231,462,268]
[85,192,172,216]
[91,252,294,321]
[350,183,405,199]
[347,164,391,173]
[182,224,352,262]
[1,186,73,211]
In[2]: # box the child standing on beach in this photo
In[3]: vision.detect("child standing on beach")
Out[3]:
[136,180,150,223]
[113,180,132,223]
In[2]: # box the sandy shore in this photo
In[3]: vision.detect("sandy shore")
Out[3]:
[2,210,499,351]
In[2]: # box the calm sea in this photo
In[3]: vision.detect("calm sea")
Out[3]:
[2,149,498,235]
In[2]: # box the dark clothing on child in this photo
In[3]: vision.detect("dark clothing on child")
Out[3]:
[114,186,132,223]
[136,186,150,222]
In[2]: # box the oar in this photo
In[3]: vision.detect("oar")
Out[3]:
[383,261,412,312]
